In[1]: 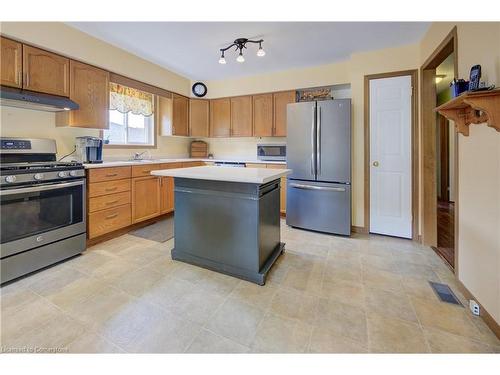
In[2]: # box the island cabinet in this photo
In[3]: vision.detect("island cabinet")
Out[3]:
[253,93,274,137]
[23,45,70,97]
[210,98,231,137]
[230,95,253,136]
[189,99,209,137]
[1,37,22,88]
[87,166,132,239]
[273,91,296,137]
[56,60,110,129]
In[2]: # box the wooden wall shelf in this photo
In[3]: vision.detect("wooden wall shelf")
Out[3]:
[435,89,500,136]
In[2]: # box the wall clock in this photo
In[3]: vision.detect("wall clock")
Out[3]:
[192,82,207,98]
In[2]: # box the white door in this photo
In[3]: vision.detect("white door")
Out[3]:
[369,75,412,238]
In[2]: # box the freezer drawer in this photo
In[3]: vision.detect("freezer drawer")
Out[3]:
[286,180,351,235]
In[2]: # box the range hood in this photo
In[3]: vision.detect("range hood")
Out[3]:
[0,86,79,112]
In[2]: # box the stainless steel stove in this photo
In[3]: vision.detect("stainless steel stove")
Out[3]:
[0,137,86,284]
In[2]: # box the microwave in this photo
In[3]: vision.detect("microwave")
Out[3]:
[257,143,286,161]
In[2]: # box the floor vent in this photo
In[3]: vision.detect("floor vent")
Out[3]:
[429,281,463,306]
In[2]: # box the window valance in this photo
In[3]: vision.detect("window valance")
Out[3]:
[110,82,154,116]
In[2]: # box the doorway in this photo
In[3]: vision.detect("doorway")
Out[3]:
[421,27,458,271]
[364,70,418,240]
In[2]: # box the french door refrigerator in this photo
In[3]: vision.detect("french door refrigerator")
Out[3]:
[286,99,351,235]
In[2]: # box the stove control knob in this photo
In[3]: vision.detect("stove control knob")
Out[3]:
[5,175,16,183]
[69,170,78,177]
[33,173,44,181]
[58,171,68,178]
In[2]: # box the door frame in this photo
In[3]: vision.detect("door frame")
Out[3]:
[364,69,419,240]
[420,26,459,272]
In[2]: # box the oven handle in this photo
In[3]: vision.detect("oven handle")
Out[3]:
[0,180,85,196]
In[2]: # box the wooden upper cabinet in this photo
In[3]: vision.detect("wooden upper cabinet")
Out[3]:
[172,94,189,136]
[23,45,69,96]
[158,94,173,136]
[253,93,273,137]
[56,60,109,129]
[189,99,209,137]
[1,37,22,88]
[210,98,231,137]
[273,91,296,137]
[230,96,253,137]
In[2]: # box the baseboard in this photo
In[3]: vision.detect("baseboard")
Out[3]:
[455,279,500,340]
[351,226,368,234]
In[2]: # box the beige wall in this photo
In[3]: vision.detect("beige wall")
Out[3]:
[0,22,193,159]
[204,43,420,227]
[419,22,500,323]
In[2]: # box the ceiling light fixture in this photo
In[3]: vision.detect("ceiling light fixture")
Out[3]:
[218,38,265,64]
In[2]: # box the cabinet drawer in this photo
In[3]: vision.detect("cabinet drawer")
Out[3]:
[246,163,267,169]
[181,161,204,168]
[88,204,131,239]
[131,164,160,177]
[159,162,183,169]
[88,166,131,183]
[88,179,131,198]
[88,191,131,213]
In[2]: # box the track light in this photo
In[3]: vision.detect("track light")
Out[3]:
[218,38,265,64]
[257,42,266,57]
[218,51,226,64]
[236,51,245,63]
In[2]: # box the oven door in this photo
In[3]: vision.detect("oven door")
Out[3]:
[0,179,86,258]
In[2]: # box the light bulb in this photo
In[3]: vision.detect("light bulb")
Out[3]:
[236,52,245,63]
[257,47,266,57]
[218,56,226,64]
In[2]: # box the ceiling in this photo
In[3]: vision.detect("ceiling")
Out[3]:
[68,22,430,81]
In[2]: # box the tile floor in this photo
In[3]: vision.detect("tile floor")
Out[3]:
[1,220,499,353]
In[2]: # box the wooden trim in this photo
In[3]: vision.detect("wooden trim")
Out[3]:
[87,212,173,247]
[455,279,500,340]
[351,225,368,234]
[420,25,459,273]
[364,69,419,240]
[109,73,173,98]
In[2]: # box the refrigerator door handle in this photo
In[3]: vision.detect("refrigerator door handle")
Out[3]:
[311,106,316,176]
[289,183,346,192]
[316,106,321,176]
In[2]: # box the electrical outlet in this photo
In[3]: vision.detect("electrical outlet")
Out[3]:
[469,300,480,316]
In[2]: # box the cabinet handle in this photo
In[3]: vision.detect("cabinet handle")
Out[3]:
[105,187,118,192]
[142,170,151,174]
[105,200,119,205]
[105,173,118,177]
[105,213,118,219]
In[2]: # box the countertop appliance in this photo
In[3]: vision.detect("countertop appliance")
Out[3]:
[257,143,286,161]
[286,99,351,235]
[0,137,86,284]
[75,136,103,164]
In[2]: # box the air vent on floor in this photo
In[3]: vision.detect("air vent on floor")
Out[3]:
[429,281,463,306]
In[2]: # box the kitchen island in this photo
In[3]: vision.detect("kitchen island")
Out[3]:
[151,166,291,285]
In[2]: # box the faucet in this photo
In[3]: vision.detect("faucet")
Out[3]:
[132,151,150,160]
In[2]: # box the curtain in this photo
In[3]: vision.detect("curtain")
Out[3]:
[109,82,154,117]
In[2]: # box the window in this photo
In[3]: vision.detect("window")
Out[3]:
[103,82,156,146]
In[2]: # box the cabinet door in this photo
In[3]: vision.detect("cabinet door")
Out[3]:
[189,99,209,137]
[253,93,273,137]
[160,177,175,214]
[172,94,189,136]
[230,96,253,137]
[1,37,22,88]
[267,164,287,214]
[209,98,231,137]
[273,91,296,137]
[158,94,173,136]
[132,176,161,223]
[58,61,110,129]
[23,45,69,96]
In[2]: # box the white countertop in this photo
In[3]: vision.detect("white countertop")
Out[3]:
[151,166,291,184]
[83,158,286,169]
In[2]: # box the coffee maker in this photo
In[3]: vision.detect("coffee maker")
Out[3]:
[75,136,103,164]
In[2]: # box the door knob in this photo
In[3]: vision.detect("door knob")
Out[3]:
[372,161,379,167]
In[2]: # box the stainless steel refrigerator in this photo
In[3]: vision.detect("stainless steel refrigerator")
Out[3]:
[286,99,351,235]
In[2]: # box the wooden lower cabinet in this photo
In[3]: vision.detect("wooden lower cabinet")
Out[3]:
[88,204,131,239]
[131,176,161,223]
[160,177,174,214]
[261,164,287,214]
